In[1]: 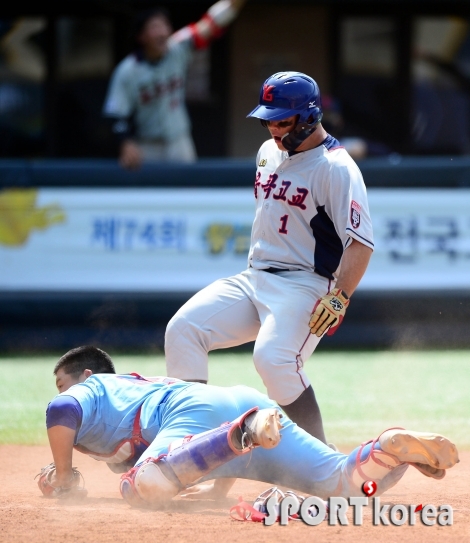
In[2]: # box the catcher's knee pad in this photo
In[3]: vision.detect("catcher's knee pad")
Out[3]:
[120,407,282,507]
[120,455,180,507]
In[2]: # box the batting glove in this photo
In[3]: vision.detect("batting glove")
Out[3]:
[309,288,350,337]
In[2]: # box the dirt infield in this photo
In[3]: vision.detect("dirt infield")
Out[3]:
[1,445,468,543]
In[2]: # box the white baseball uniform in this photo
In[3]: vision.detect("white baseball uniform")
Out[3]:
[165,134,374,404]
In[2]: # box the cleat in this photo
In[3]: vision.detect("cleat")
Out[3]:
[243,408,283,449]
[410,462,446,480]
[379,429,459,473]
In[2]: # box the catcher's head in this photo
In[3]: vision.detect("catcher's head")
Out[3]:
[54,345,116,392]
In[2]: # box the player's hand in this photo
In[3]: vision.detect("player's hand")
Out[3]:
[309,288,350,337]
[35,462,87,500]
[119,140,142,170]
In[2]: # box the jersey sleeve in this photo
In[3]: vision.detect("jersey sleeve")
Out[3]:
[326,156,374,251]
[168,26,195,52]
[46,394,83,430]
[102,59,135,118]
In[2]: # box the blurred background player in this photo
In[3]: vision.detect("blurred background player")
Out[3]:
[165,72,374,444]
[102,0,247,169]
[39,345,459,507]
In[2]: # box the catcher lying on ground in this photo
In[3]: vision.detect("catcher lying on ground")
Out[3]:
[38,346,459,507]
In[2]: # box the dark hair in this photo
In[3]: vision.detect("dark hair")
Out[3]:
[132,7,171,42]
[54,346,116,377]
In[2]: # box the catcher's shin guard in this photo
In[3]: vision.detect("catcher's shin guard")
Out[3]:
[346,427,407,491]
[120,407,282,507]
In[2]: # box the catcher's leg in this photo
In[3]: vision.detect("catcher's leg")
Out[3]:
[120,407,282,507]
[345,428,459,493]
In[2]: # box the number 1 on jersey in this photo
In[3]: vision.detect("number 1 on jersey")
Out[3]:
[279,214,289,234]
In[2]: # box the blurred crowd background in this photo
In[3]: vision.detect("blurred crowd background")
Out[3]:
[1,0,470,161]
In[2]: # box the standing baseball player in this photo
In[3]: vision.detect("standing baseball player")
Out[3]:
[103,0,247,168]
[38,346,458,507]
[165,72,374,443]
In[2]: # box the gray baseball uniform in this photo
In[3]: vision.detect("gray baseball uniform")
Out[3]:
[102,1,246,163]
[165,134,374,404]
[104,36,196,161]
[103,37,194,150]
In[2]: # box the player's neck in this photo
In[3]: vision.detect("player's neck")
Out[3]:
[143,46,166,62]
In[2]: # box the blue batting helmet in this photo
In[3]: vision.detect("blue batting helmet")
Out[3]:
[247,72,323,152]
[247,71,322,125]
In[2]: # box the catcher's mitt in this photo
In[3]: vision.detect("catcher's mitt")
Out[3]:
[35,462,87,500]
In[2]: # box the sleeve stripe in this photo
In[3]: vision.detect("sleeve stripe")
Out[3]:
[346,227,374,247]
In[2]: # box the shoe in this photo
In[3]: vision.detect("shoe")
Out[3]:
[378,429,459,475]
[409,462,446,480]
[244,408,283,449]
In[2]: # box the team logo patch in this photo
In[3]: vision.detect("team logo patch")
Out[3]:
[329,297,343,311]
[258,158,267,167]
[351,200,361,229]
[262,84,275,102]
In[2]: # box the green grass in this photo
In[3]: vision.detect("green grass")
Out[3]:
[1,350,469,448]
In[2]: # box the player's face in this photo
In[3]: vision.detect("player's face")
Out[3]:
[139,16,172,58]
[55,368,88,393]
[265,115,297,150]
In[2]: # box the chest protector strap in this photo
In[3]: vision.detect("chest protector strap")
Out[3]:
[74,405,150,464]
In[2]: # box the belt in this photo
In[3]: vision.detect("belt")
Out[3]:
[263,267,297,273]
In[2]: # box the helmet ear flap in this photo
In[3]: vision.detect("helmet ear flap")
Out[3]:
[280,111,323,152]
[310,108,323,125]
[305,108,322,126]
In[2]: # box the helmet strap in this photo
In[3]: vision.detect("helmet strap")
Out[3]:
[281,113,323,152]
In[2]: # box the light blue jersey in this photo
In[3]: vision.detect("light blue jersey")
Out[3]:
[53,374,408,498]
[60,374,191,455]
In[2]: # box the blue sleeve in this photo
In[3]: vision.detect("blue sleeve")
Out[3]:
[46,395,83,431]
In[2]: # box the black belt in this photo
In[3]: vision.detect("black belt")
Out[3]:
[263,267,296,273]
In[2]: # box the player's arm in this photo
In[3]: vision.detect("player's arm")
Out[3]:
[102,62,142,169]
[36,395,87,498]
[309,164,374,337]
[309,239,372,337]
[171,0,248,49]
[333,238,373,297]
[36,424,86,499]
[47,425,76,486]
[106,117,141,170]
